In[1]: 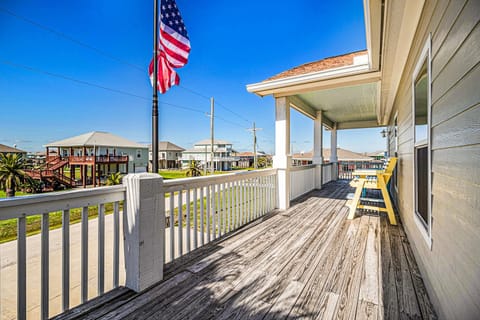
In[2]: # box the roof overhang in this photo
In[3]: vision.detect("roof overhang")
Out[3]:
[246,0,425,129]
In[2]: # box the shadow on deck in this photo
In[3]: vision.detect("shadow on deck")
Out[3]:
[54,181,436,319]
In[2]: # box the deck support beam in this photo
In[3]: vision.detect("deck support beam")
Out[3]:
[123,173,165,292]
[273,97,291,210]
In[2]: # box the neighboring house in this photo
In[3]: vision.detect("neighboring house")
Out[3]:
[233,151,269,168]
[365,150,385,160]
[31,131,148,188]
[293,148,383,178]
[247,0,480,318]
[0,143,27,156]
[149,141,185,170]
[181,139,236,171]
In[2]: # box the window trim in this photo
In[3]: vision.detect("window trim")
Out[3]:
[412,34,432,249]
[393,112,399,194]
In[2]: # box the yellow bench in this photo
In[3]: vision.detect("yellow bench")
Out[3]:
[348,157,397,225]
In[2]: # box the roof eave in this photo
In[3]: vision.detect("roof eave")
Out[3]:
[246,63,371,97]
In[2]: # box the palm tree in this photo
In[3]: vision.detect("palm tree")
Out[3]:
[106,172,122,186]
[0,153,28,197]
[185,160,202,177]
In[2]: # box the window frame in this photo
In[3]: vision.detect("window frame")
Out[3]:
[411,34,432,249]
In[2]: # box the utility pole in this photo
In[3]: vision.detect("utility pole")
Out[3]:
[210,97,215,174]
[248,122,262,169]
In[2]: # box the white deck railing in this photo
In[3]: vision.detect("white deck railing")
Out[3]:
[290,165,316,200]
[322,162,336,184]
[0,186,125,320]
[162,168,277,262]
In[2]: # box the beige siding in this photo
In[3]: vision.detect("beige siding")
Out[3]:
[390,0,480,318]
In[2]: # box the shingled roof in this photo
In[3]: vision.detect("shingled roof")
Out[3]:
[149,141,185,152]
[45,131,147,148]
[265,50,368,82]
[0,144,27,154]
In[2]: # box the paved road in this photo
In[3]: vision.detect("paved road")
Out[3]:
[0,213,203,320]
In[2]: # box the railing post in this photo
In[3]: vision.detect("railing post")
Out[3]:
[123,173,165,292]
[313,110,323,189]
[330,124,339,181]
[274,97,291,210]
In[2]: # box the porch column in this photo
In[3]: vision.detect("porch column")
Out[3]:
[330,124,338,180]
[273,97,291,210]
[312,111,323,189]
[123,173,165,292]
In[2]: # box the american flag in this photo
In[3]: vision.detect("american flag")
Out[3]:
[149,0,190,93]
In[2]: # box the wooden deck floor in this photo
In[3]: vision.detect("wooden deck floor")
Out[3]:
[55,181,436,320]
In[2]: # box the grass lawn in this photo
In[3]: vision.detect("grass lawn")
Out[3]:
[0,190,29,198]
[159,170,189,179]
[159,168,251,180]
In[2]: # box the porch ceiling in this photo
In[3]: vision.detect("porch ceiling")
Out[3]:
[293,81,380,129]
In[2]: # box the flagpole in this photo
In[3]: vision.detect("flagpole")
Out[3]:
[152,0,159,174]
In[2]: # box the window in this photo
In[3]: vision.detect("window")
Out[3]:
[412,35,432,248]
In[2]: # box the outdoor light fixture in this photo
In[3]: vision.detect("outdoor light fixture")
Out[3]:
[381,129,389,138]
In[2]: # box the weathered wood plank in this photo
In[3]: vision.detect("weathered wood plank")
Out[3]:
[390,232,422,318]
[290,214,361,319]
[50,287,135,320]
[97,271,192,320]
[402,239,438,319]
[263,280,304,320]
[332,215,369,320]
[358,217,380,304]
[355,299,378,320]
[380,216,399,319]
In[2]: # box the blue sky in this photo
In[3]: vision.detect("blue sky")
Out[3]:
[0,0,386,154]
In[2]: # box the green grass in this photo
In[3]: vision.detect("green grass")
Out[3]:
[159,168,253,180]
[159,170,189,179]
[0,190,29,198]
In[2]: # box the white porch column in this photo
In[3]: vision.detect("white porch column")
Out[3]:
[330,124,338,180]
[123,173,165,292]
[312,111,323,189]
[273,96,291,210]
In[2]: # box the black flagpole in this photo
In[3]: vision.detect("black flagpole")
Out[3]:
[152,0,159,173]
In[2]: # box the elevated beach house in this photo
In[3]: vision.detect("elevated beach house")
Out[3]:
[148,141,185,170]
[181,139,237,171]
[0,1,478,319]
[26,131,148,188]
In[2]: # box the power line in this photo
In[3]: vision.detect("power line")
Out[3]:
[2,6,252,125]
[0,59,209,115]
[178,85,251,123]
[216,101,250,123]
[1,59,150,101]
[0,7,145,72]
[1,7,252,128]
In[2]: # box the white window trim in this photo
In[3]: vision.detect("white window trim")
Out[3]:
[412,34,432,249]
[393,111,399,194]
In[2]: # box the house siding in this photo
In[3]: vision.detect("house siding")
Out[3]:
[389,0,480,318]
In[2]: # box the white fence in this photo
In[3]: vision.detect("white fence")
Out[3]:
[0,169,279,319]
[163,168,277,262]
[290,165,316,200]
[0,186,125,320]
